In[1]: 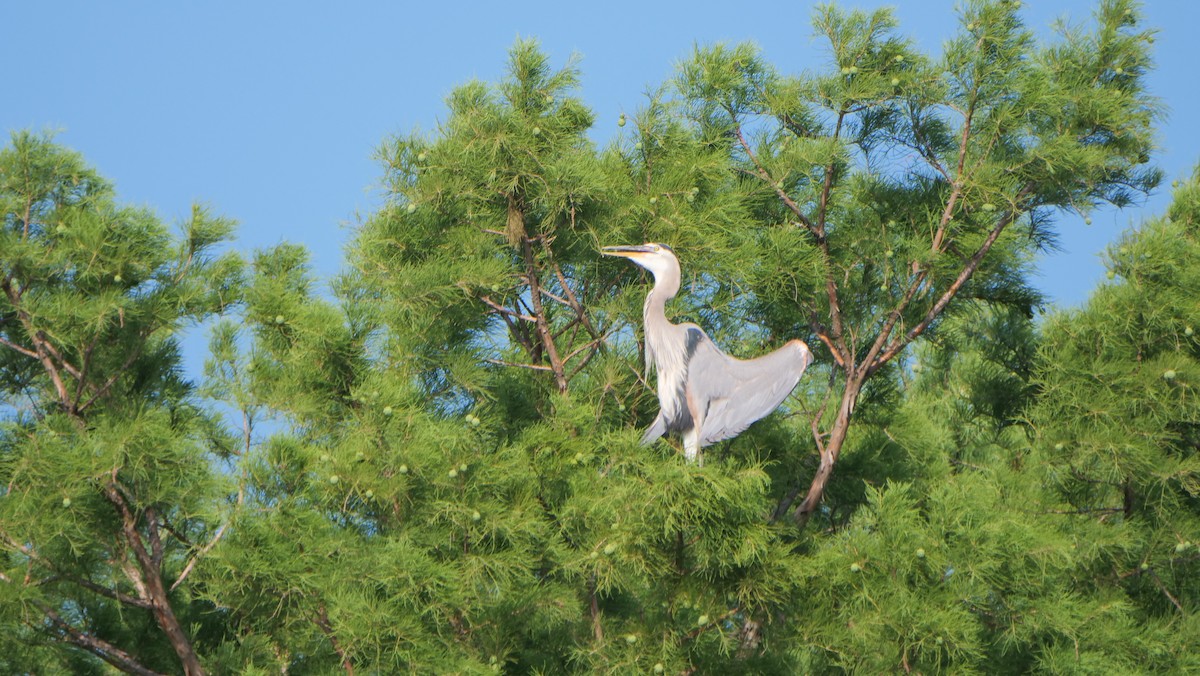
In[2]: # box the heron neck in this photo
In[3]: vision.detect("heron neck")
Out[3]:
[643,271,680,326]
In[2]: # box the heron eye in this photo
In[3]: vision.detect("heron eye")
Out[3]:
[652,245,661,252]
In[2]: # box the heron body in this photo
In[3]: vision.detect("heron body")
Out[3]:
[603,243,814,463]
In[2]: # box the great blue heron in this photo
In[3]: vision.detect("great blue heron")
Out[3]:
[602,243,814,463]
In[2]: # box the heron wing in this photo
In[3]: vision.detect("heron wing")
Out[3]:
[686,334,809,447]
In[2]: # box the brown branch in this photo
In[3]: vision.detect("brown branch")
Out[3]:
[478,294,534,322]
[314,604,355,675]
[930,72,980,254]
[22,195,33,239]
[792,387,858,524]
[0,334,40,359]
[564,326,619,380]
[37,336,83,380]
[814,110,852,368]
[519,236,569,393]
[906,105,952,181]
[1148,569,1185,614]
[35,335,72,410]
[588,576,603,643]
[145,508,164,569]
[71,338,99,412]
[36,603,167,676]
[538,287,573,308]
[5,276,74,409]
[772,369,836,521]
[860,266,930,377]
[546,254,601,339]
[103,473,205,675]
[172,481,245,592]
[479,295,535,356]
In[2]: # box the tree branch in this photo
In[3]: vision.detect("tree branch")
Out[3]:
[477,294,534,322]
[103,472,205,675]
[0,334,40,360]
[36,603,167,676]
[519,235,569,393]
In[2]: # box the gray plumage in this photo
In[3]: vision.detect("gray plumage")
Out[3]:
[603,243,814,463]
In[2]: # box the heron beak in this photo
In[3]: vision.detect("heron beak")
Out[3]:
[601,244,655,258]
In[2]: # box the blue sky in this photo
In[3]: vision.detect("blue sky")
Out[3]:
[5,1,1198,312]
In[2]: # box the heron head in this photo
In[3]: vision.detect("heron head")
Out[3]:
[600,242,678,279]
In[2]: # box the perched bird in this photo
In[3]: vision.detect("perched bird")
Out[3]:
[602,243,814,463]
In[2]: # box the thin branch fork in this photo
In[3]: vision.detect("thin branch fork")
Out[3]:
[478,294,535,322]
[546,257,600,338]
[172,481,246,592]
[2,279,77,408]
[78,339,148,414]
[2,274,148,416]
[869,183,1034,372]
[71,339,99,412]
[519,235,569,393]
[479,294,536,356]
[862,91,1020,378]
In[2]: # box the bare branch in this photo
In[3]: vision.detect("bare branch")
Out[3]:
[313,604,355,675]
[870,185,1034,371]
[0,334,40,359]
[538,287,573,308]
[103,472,206,675]
[1148,569,1186,614]
[36,336,84,380]
[172,482,245,592]
[486,358,553,372]
[519,235,569,393]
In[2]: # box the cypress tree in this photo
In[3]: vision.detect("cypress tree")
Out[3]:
[0,132,242,674]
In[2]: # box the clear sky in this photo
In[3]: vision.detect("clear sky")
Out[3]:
[5,1,1198,310]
